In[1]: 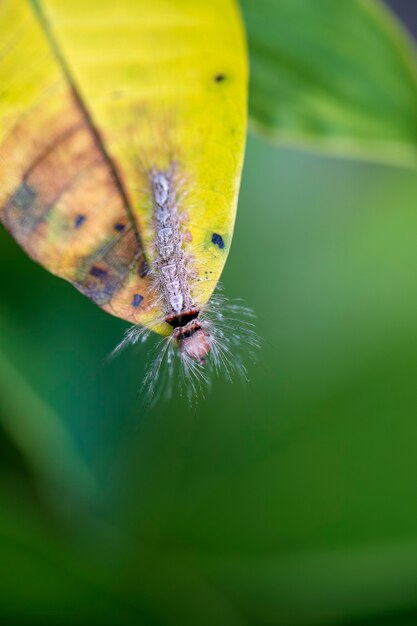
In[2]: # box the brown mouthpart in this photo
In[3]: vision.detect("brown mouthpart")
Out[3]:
[166,308,200,328]
[172,318,212,365]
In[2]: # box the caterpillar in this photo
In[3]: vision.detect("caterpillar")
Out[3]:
[111,164,259,401]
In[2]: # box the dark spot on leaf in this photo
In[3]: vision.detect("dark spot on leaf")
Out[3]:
[74,214,86,228]
[8,182,36,211]
[211,233,225,249]
[90,266,108,278]
[132,293,143,308]
[139,260,149,278]
[114,223,125,232]
[214,73,226,83]
[3,182,45,238]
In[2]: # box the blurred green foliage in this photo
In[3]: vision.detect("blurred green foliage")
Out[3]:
[243,0,417,166]
[2,1,417,625]
[4,134,417,625]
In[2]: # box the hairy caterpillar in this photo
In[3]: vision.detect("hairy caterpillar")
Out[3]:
[0,0,256,401]
[111,164,259,401]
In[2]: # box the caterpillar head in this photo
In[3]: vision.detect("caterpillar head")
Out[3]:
[170,315,212,365]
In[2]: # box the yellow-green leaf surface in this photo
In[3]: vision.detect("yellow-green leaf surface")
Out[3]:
[0,0,247,335]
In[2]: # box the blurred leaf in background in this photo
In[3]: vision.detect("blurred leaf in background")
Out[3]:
[243,0,417,166]
[2,1,417,626]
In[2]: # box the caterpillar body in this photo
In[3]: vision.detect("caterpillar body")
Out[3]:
[151,168,210,365]
[112,164,259,401]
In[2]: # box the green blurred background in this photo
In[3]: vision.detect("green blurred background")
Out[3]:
[2,2,417,625]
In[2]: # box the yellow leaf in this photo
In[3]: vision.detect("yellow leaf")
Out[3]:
[0,0,247,342]
[0,0,154,327]
[0,0,248,344]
